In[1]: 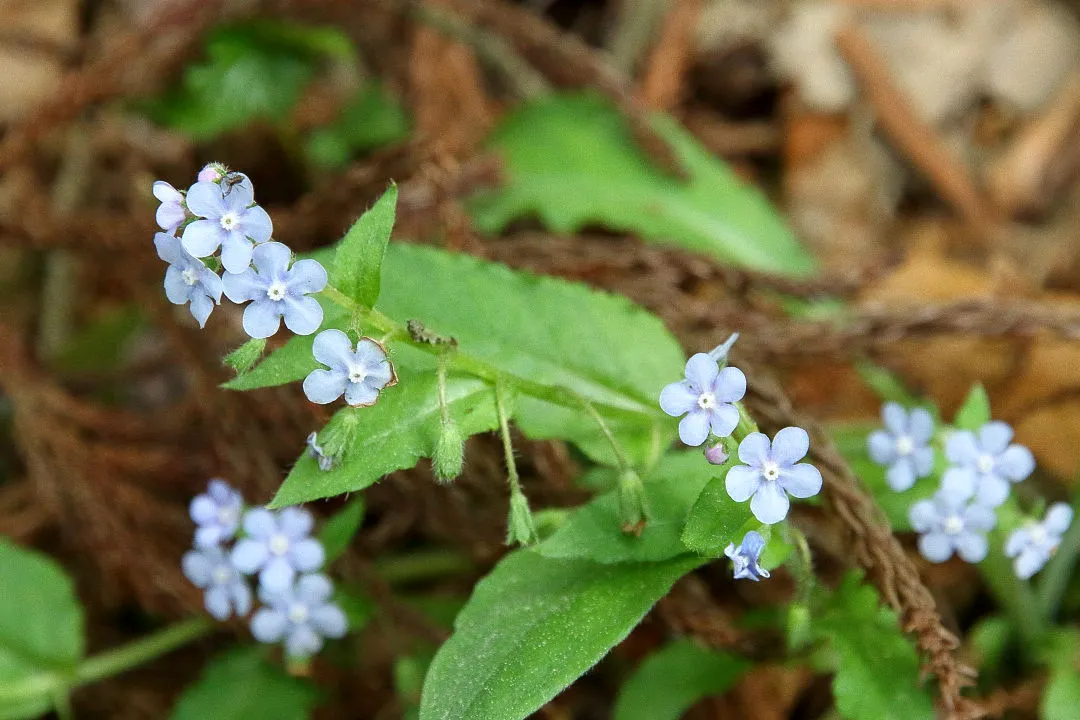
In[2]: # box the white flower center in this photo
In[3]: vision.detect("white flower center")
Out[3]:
[266,281,287,302]
[895,435,914,456]
[1029,524,1048,545]
[288,602,310,624]
[347,364,368,384]
[181,268,199,286]
[268,533,290,556]
[216,506,237,527]
[762,460,780,482]
[697,392,716,410]
[976,454,995,474]
[942,514,964,535]
[212,565,232,585]
[220,212,240,231]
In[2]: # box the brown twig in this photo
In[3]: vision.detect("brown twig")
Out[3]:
[636,0,702,111]
[834,23,997,233]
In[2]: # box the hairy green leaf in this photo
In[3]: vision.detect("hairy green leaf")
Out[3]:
[170,648,320,720]
[333,185,398,307]
[954,384,991,432]
[537,451,721,563]
[0,540,83,718]
[815,573,935,720]
[419,552,702,720]
[681,453,751,556]
[469,93,814,276]
[270,346,500,506]
[319,498,366,562]
[612,640,748,720]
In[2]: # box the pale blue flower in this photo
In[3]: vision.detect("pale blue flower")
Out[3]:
[155,232,222,328]
[725,531,770,581]
[250,573,347,658]
[153,181,186,235]
[182,545,252,621]
[231,507,325,592]
[726,427,822,524]
[659,354,746,446]
[222,242,327,338]
[1005,503,1073,579]
[909,492,996,563]
[305,432,334,472]
[942,422,1035,508]
[181,178,273,273]
[867,403,935,491]
[189,478,243,548]
[303,330,397,406]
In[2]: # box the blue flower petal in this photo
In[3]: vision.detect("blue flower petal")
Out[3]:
[707,403,739,438]
[678,409,711,446]
[156,202,186,233]
[231,539,270,574]
[251,608,288,643]
[220,234,255,274]
[954,531,988,563]
[344,381,379,407]
[974,474,1010,508]
[945,430,979,465]
[260,557,295,592]
[181,219,224,258]
[281,296,323,336]
[279,508,314,538]
[867,430,896,465]
[962,503,997,532]
[296,574,334,604]
[1014,547,1046,579]
[221,269,264,303]
[908,408,935,444]
[285,625,323,658]
[885,457,916,492]
[204,586,232,620]
[908,499,938,533]
[182,550,213,587]
[185,181,228,218]
[683,353,719,392]
[1004,527,1029,557]
[659,381,697,417]
[1045,503,1074,535]
[997,445,1034,481]
[243,508,277,538]
[241,205,273,243]
[312,329,354,370]
[940,467,976,503]
[188,293,214,328]
[780,463,822,498]
[311,604,348,637]
[912,446,934,477]
[242,300,283,339]
[771,426,809,466]
[711,366,746,403]
[253,241,292,276]
[152,181,182,204]
[750,482,790,524]
[882,402,907,434]
[303,368,348,404]
[978,421,1013,454]
[189,495,217,524]
[737,432,770,466]
[163,266,192,305]
[918,532,953,563]
[288,259,328,294]
[725,465,761,503]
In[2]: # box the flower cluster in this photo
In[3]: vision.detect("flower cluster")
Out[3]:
[867,401,1068,577]
[182,479,347,657]
[152,164,325,337]
[660,344,823,582]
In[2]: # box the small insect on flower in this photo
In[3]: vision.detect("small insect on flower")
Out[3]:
[942,421,1035,508]
[1005,503,1074,579]
[189,478,243,547]
[181,177,273,274]
[231,507,326,592]
[725,531,771,581]
[867,403,935,492]
[155,233,223,329]
[306,432,335,471]
[725,427,822,525]
[909,491,996,563]
[222,242,328,339]
[302,330,397,407]
[153,181,187,235]
[659,353,746,447]
[250,574,347,659]
[182,545,253,621]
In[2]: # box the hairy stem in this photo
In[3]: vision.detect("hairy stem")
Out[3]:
[75,617,214,686]
[1037,487,1080,619]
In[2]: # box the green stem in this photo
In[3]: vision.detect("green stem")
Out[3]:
[436,354,452,426]
[577,394,633,472]
[374,549,474,584]
[1037,487,1080,618]
[75,617,213,686]
[979,543,1045,658]
[494,380,523,498]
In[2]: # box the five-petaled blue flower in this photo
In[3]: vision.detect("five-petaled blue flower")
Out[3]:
[181,178,273,273]
[867,403,935,492]
[1005,503,1073,579]
[725,427,822,524]
[909,492,996,563]
[155,232,223,329]
[222,242,327,339]
[153,181,186,235]
[303,330,397,406]
[251,573,348,658]
[725,531,771,581]
[942,422,1035,508]
[189,478,243,548]
[659,354,746,447]
[182,544,253,621]
[231,507,325,592]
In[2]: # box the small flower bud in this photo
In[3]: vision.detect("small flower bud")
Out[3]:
[198,162,226,183]
[433,417,464,483]
[224,337,267,375]
[506,491,538,546]
[704,443,729,465]
[617,468,649,535]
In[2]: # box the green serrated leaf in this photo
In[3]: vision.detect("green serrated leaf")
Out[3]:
[0,540,84,718]
[271,348,500,506]
[469,92,815,277]
[170,648,320,720]
[319,498,365,563]
[224,338,267,375]
[419,551,702,720]
[815,573,935,720]
[333,185,398,307]
[954,384,991,432]
[681,456,751,557]
[537,451,720,563]
[612,640,748,720]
